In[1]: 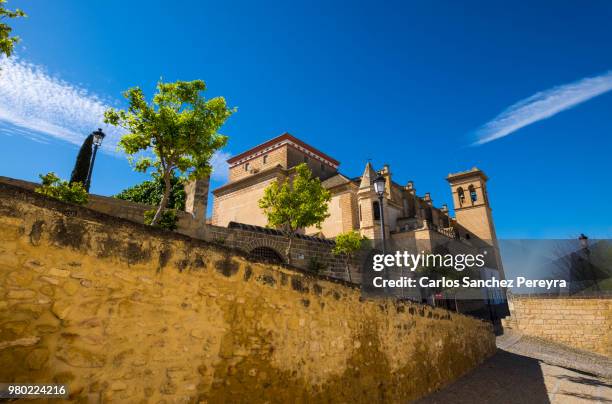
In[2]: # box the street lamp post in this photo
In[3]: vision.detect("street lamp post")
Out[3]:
[373,174,387,254]
[85,128,105,192]
[578,233,599,292]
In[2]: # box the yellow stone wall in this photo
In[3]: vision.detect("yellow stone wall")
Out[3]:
[229,147,287,183]
[212,176,280,228]
[305,190,358,238]
[0,184,495,403]
[504,296,612,357]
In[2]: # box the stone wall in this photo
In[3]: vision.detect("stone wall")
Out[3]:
[204,223,353,280]
[503,294,611,357]
[0,182,495,403]
[0,176,350,280]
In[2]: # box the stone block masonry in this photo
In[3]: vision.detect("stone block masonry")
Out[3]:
[0,176,353,280]
[0,182,495,403]
[503,294,611,357]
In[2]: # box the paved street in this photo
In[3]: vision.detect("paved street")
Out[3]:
[415,333,612,404]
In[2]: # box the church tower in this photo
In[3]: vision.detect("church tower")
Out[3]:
[447,167,498,242]
[357,162,388,242]
[447,167,504,274]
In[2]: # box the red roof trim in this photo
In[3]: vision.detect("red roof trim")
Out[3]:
[226,132,340,166]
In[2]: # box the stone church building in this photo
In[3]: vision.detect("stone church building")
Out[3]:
[211,132,504,273]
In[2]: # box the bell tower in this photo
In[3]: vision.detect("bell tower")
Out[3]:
[447,167,505,276]
[447,167,497,242]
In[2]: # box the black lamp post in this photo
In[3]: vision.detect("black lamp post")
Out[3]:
[373,174,387,254]
[85,128,105,192]
[578,233,599,291]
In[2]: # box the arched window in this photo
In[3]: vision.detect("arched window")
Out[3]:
[457,187,465,204]
[468,185,477,202]
[373,201,381,220]
[249,247,283,264]
[359,204,362,221]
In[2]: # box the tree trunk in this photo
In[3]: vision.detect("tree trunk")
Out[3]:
[345,256,352,283]
[150,172,171,225]
[285,233,294,265]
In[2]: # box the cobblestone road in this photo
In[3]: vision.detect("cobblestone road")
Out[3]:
[415,332,612,404]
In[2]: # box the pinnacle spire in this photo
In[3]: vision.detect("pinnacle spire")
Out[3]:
[359,162,377,189]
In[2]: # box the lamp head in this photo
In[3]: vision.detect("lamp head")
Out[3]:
[373,174,386,197]
[92,128,106,146]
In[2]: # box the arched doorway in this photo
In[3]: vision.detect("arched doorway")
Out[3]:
[248,247,284,264]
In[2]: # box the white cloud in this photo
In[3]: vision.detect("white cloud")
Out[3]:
[0,56,123,150]
[0,56,231,181]
[209,149,231,182]
[473,70,612,145]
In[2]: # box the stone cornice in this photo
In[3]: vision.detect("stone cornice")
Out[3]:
[227,133,340,169]
[212,165,286,197]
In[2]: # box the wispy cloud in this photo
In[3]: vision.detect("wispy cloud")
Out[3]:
[209,150,231,182]
[0,56,123,150]
[0,56,231,181]
[473,70,612,145]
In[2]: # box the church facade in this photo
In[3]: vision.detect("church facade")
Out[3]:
[211,132,503,274]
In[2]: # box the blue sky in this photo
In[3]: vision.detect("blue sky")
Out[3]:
[0,0,611,238]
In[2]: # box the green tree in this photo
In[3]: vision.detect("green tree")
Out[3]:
[0,0,26,57]
[259,163,331,264]
[35,172,88,205]
[104,79,234,225]
[115,173,186,210]
[69,134,93,188]
[332,230,368,282]
[115,173,186,230]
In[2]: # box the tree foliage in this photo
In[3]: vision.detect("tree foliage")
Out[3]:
[332,230,368,281]
[115,173,185,210]
[259,163,331,263]
[104,79,234,225]
[35,172,88,205]
[115,173,186,231]
[0,0,26,57]
[69,134,93,188]
[144,208,179,231]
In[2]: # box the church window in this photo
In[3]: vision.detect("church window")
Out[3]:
[373,201,381,220]
[263,155,268,164]
[303,156,309,163]
[245,162,250,171]
[468,185,477,202]
[359,204,362,221]
[457,187,465,203]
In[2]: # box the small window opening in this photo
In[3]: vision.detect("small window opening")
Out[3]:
[468,185,477,202]
[373,201,381,221]
[457,187,465,203]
